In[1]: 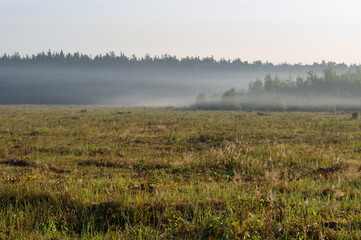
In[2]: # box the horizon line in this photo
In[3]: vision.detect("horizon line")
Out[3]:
[1,50,359,66]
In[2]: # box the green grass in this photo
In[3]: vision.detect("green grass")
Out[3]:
[0,106,360,239]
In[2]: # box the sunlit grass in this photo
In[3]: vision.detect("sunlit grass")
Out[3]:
[0,106,360,239]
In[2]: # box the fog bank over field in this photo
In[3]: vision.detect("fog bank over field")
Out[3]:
[0,52,357,106]
[194,67,361,111]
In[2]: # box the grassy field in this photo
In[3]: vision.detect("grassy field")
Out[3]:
[0,106,360,239]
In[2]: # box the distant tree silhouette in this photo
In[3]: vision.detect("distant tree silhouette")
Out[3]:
[194,66,361,111]
[0,51,358,73]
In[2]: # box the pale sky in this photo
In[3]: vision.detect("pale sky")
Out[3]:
[1,0,361,64]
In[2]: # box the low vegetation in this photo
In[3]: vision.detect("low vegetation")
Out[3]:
[0,106,360,239]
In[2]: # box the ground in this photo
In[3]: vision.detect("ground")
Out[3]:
[0,106,360,239]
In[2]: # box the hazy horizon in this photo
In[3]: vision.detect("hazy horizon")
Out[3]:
[1,51,360,66]
[2,0,361,107]
[2,0,361,64]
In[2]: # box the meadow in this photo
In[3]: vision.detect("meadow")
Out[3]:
[0,106,360,239]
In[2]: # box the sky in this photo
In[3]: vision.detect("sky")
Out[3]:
[1,0,361,64]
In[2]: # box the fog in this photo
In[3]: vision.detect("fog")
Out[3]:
[0,53,357,107]
[197,94,361,111]
[0,67,313,106]
[194,68,361,111]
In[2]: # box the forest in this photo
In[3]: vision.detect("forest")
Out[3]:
[194,66,361,111]
[0,51,359,106]
[0,51,355,72]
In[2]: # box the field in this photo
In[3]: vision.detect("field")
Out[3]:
[0,106,360,239]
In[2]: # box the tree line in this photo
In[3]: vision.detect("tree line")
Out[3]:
[194,66,361,111]
[0,50,356,72]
